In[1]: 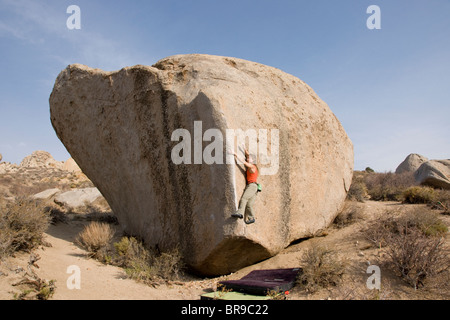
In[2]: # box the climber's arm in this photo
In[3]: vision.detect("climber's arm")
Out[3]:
[232,152,255,171]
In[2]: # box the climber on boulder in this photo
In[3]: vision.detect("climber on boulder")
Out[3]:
[231,147,259,224]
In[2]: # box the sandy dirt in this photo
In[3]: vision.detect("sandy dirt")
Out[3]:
[1,200,448,300]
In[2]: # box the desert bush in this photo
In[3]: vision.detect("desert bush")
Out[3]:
[333,201,364,228]
[402,186,437,204]
[365,209,447,247]
[112,236,184,283]
[112,236,150,268]
[364,209,449,289]
[364,215,397,249]
[151,247,184,280]
[0,198,50,258]
[297,244,346,293]
[433,189,450,214]
[398,209,448,236]
[385,228,448,289]
[75,221,114,258]
[8,180,56,198]
[347,172,368,202]
[364,172,416,201]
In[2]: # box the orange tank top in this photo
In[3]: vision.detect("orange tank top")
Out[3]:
[246,166,258,184]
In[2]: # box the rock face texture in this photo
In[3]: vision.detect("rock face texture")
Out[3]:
[415,160,450,189]
[395,153,428,174]
[49,54,353,276]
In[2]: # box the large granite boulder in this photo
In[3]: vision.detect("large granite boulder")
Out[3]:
[49,54,353,276]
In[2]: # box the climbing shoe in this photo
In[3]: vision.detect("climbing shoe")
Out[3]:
[245,218,255,224]
[231,213,243,219]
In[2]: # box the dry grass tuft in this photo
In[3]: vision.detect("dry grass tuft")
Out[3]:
[75,221,114,257]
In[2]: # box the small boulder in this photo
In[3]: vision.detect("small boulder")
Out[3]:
[54,188,102,208]
[33,188,61,200]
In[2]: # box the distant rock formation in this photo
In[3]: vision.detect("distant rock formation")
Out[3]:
[49,54,354,275]
[20,151,63,169]
[0,158,19,174]
[415,159,450,189]
[396,153,450,190]
[395,153,428,174]
[0,151,85,175]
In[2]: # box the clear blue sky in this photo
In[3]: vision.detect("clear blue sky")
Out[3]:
[1,0,449,171]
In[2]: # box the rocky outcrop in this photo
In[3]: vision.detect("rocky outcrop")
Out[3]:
[20,151,63,169]
[0,152,84,174]
[415,160,450,189]
[63,158,81,173]
[395,153,428,174]
[0,162,19,174]
[49,54,353,275]
[395,153,450,190]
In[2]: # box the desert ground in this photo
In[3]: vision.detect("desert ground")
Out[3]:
[0,153,449,300]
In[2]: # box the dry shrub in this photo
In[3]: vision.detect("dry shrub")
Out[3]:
[297,244,346,293]
[347,181,367,202]
[402,186,437,204]
[113,236,150,268]
[333,200,364,228]
[433,189,450,214]
[12,253,56,300]
[400,209,448,236]
[0,197,50,258]
[347,172,368,202]
[75,221,114,257]
[364,215,397,249]
[364,209,449,289]
[385,228,448,289]
[75,232,185,284]
[112,236,184,284]
[364,172,416,201]
[115,237,154,283]
[151,248,184,281]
